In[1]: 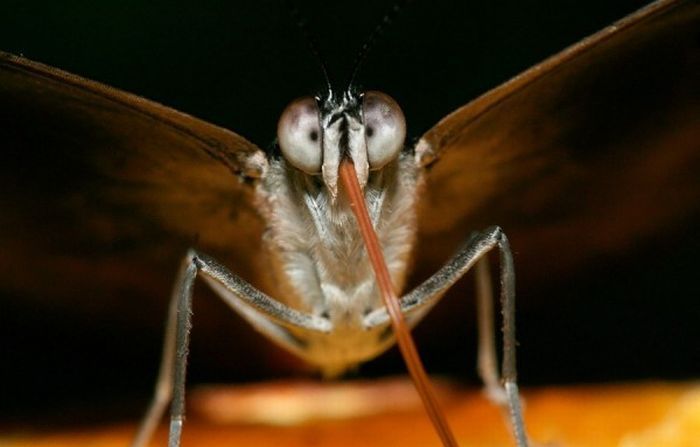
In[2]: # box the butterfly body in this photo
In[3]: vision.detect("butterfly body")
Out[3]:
[255,110,422,375]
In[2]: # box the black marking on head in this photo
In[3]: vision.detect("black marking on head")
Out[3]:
[328,112,345,126]
[318,89,362,117]
[338,116,350,156]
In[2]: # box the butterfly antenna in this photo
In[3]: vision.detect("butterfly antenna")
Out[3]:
[286,2,333,95]
[347,0,410,90]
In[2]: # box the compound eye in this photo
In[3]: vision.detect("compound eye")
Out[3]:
[362,91,406,169]
[277,96,322,174]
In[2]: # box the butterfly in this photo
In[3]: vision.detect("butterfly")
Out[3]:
[0,0,698,441]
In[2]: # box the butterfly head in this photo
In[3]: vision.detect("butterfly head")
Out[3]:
[277,89,406,200]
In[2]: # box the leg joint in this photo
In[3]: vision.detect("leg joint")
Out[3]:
[185,248,204,268]
[483,225,505,242]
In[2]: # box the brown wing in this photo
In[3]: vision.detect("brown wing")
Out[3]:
[0,52,270,321]
[415,0,700,287]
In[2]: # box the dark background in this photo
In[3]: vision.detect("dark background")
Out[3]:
[1,0,698,427]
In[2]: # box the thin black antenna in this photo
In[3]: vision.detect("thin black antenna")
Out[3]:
[285,2,333,95]
[347,0,410,90]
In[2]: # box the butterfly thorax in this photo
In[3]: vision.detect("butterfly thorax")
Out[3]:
[255,152,421,372]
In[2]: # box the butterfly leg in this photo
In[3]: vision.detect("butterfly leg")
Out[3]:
[474,256,510,404]
[130,249,330,447]
[367,226,530,446]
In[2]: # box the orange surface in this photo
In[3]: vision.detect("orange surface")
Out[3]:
[3,379,699,447]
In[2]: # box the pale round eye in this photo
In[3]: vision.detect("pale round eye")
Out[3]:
[277,96,322,174]
[362,91,406,169]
